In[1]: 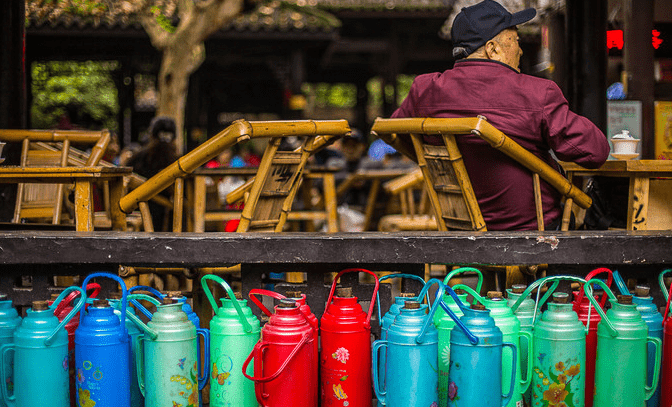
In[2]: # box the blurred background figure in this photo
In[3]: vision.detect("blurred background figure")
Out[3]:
[126,116,180,231]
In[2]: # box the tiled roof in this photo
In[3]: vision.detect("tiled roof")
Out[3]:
[25,0,341,33]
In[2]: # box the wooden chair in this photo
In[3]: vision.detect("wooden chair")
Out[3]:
[378,168,437,231]
[370,116,591,232]
[0,129,110,226]
[371,116,593,289]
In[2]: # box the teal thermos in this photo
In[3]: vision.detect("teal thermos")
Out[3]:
[0,286,85,407]
[202,274,260,407]
[0,294,21,407]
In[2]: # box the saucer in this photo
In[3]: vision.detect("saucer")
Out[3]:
[610,153,639,160]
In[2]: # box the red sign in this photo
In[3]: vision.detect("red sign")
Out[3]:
[607,30,664,50]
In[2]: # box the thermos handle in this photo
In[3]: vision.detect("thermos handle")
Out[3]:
[664,275,672,322]
[54,282,101,317]
[575,267,614,310]
[249,289,287,317]
[612,270,630,295]
[417,277,443,306]
[196,328,210,391]
[418,283,477,345]
[518,330,533,393]
[135,335,146,397]
[450,283,487,307]
[511,276,586,323]
[645,336,663,400]
[371,340,388,406]
[242,332,310,383]
[128,285,165,320]
[202,275,254,333]
[45,285,85,347]
[659,269,672,303]
[442,266,484,298]
[250,342,269,406]
[584,278,619,337]
[81,272,129,342]
[501,342,518,407]
[375,273,427,322]
[0,344,15,406]
[326,268,379,329]
[437,296,479,345]
[122,296,159,340]
[509,277,561,314]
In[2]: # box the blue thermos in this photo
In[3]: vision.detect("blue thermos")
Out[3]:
[75,272,132,407]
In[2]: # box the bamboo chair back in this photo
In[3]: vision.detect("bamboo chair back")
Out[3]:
[371,116,591,232]
[236,137,313,233]
[0,129,111,226]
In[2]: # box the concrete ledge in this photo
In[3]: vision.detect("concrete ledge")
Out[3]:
[0,230,669,266]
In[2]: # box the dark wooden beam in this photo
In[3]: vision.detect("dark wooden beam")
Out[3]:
[0,231,670,267]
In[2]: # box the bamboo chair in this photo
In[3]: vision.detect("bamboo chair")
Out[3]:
[377,168,437,232]
[0,129,110,226]
[371,116,593,288]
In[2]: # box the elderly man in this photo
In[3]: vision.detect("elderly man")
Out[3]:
[392,0,609,230]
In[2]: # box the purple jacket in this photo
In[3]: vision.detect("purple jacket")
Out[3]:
[392,59,610,230]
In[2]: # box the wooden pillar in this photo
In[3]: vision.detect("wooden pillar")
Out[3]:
[624,0,655,158]
[546,11,568,97]
[0,0,26,130]
[565,0,607,131]
[355,78,370,134]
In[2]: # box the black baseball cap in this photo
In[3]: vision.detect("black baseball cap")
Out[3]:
[451,0,536,58]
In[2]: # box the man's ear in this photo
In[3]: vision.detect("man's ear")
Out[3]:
[484,40,498,60]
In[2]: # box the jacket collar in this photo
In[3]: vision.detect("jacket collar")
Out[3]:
[454,58,520,74]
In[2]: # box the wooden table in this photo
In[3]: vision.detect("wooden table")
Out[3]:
[0,166,131,231]
[336,169,413,231]
[560,160,672,230]
[187,166,340,232]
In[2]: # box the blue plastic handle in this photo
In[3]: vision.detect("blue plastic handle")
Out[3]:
[128,285,165,320]
[197,328,210,391]
[375,273,427,323]
[81,272,129,342]
[433,284,479,345]
[612,270,630,295]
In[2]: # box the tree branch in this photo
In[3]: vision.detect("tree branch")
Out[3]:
[177,0,195,22]
[139,11,172,50]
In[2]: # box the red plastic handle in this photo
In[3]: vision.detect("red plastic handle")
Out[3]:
[242,333,309,383]
[54,283,101,317]
[325,268,380,329]
[664,279,672,322]
[575,267,613,309]
[249,289,287,317]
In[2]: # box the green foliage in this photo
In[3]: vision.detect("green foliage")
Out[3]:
[150,6,177,33]
[31,60,120,131]
[302,75,415,109]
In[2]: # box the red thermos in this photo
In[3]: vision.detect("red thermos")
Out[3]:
[660,278,672,407]
[320,268,379,407]
[249,288,319,405]
[243,299,317,407]
[572,267,613,407]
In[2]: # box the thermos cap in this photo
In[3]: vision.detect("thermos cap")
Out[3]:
[92,299,109,308]
[336,287,353,298]
[32,300,49,311]
[454,288,466,295]
[162,298,177,305]
[617,294,633,305]
[165,291,183,298]
[404,301,421,309]
[487,291,503,299]
[552,292,570,303]
[634,285,650,297]
[511,284,527,294]
[108,293,122,300]
[399,292,416,298]
[285,290,302,298]
[278,299,296,309]
[50,293,60,301]
[471,303,486,311]
[233,292,243,300]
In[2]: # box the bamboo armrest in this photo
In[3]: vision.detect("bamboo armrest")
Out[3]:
[383,168,424,194]
[371,117,592,209]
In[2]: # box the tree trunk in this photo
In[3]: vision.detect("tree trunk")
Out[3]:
[156,42,204,155]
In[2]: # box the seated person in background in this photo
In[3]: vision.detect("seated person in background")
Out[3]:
[391,0,609,230]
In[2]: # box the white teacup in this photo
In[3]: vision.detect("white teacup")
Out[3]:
[611,130,639,155]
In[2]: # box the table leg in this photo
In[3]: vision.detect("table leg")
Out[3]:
[74,180,93,231]
[109,177,127,231]
[363,179,381,232]
[323,173,338,233]
[627,175,649,230]
[193,176,206,233]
